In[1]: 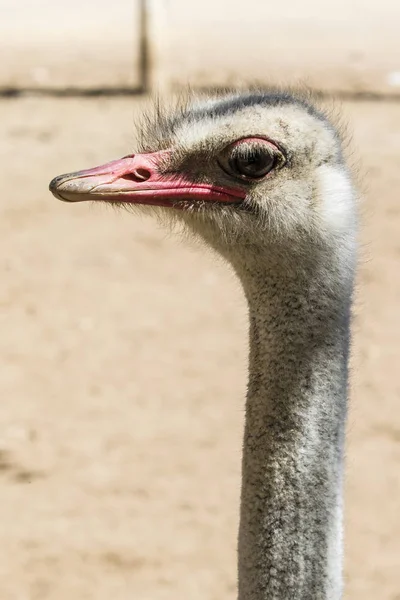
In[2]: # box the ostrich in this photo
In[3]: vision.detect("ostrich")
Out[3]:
[49,90,357,600]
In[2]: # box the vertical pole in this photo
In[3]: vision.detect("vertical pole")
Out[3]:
[138,0,149,92]
[139,0,170,93]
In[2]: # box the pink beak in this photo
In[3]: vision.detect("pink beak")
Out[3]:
[49,150,246,208]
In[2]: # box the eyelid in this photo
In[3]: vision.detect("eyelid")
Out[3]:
[229,136,283,154]
[231,142,272,157]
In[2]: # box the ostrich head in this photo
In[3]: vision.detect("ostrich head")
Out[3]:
[50,91,355,271]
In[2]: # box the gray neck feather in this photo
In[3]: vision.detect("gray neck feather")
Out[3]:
[232,245,353,600]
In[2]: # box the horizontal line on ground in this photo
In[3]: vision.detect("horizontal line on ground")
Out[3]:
[0,87,144,98]
[1,86,400,102]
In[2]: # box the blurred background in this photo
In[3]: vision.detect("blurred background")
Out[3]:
[1,1,399,598]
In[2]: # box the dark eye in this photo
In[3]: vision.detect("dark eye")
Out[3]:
[230,149,274,179]
[218,138,284,182]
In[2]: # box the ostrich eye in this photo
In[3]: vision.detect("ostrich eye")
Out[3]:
[231,150,274,179]
[218,138,283,182]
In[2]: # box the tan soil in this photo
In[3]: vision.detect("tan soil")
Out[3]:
[0,97,399,599]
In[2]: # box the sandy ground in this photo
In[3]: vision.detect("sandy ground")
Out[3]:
[2,0,400,95]
[0,0,140,88]
[1,96,399,600]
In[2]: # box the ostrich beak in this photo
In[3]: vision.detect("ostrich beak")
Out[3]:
[49,151,245,208]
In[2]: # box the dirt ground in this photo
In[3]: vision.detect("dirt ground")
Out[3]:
[1,96,399,600]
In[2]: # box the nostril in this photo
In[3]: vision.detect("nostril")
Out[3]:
[122,168,152,183]
[135,168,152,181]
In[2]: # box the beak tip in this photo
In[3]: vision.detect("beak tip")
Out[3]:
[49,175,73,202]
[49,175,61,196]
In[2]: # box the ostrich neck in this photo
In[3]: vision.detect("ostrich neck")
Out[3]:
[236,252,352,600]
